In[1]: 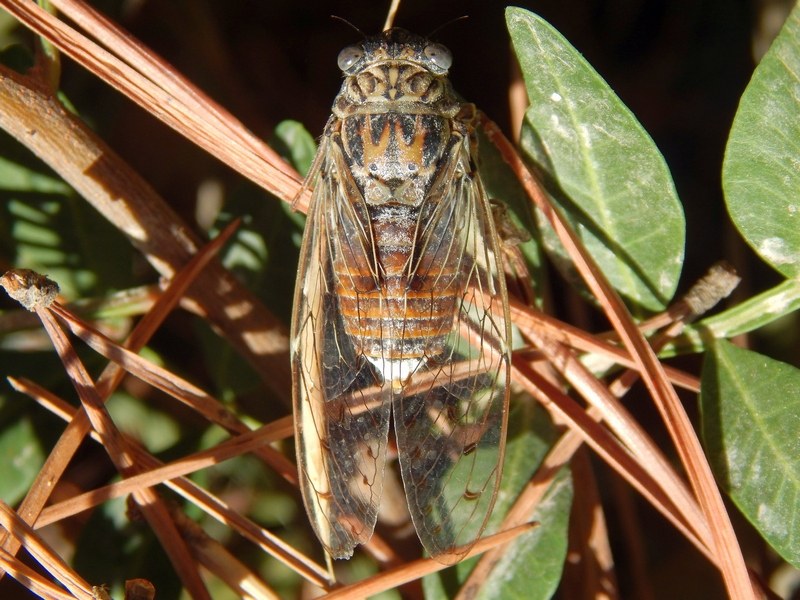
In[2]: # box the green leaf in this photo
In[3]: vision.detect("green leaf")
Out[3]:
[0,411,44,505]
[106,391,181,454]
[423,401,571,599]
[0,155,67,193]
[273,119,317,177]
[0,142,134,299]
[506,7,685,312]
[700,340,800,568]
[476,472,572,600]
[722,5,800,277]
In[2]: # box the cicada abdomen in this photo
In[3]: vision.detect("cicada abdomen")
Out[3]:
[333,114,466,384]
[291,28,511,563]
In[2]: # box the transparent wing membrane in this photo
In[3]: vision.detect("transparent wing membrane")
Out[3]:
[394,138,510,560]
[292,138,391,558]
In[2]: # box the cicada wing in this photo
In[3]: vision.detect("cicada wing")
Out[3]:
[291,136,391,559]
[394,135,511,562]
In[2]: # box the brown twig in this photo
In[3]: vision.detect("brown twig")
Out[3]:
[0,547,80,600]
[0,0,305,206]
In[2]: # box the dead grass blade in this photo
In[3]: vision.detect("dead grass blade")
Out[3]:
[168,508,282,600]
[0,547,80,600]
[0,0,304,206]
[323,524,536,600]
[0,502,94,600]
[520,330,710,541]
[36,418,291,527]
[481,114,754,598]
[508,297,700,392]
[34,307,212,599]
[512,360,713,556]
[0,225,239,568]
[9,377,331,590]
[48,301,298,482]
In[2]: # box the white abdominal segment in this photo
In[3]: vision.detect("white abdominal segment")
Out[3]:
[365,356,425,387]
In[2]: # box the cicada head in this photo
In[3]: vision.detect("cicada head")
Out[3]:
[337,28,453,75]
[333,28,459,114]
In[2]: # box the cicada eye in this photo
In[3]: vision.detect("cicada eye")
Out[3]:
[423,43,452,71]
[337,45,364,72]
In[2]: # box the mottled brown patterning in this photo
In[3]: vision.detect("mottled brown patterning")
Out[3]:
[291,27,511,563]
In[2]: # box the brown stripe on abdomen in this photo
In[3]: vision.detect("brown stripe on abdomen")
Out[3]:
[334,204,461,363]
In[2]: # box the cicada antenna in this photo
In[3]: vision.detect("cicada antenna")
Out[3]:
[427,15,469,39]
[383,0,402,31]
[330,15,365,37]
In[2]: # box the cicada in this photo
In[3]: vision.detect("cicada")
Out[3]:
[291,27,511,563]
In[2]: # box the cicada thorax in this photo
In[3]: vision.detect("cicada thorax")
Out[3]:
[330,60,466,384]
